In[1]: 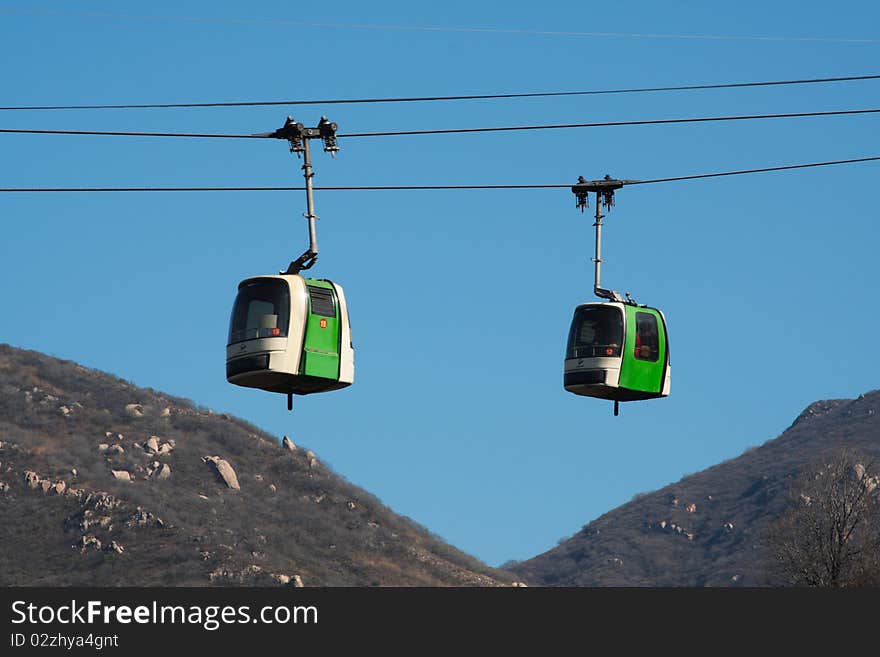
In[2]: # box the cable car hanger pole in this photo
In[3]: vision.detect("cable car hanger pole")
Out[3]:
[572,175,639,304]
[265,116,339,275]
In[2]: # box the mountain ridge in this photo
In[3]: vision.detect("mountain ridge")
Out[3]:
[0,343,513,586]
[511,388,880,586]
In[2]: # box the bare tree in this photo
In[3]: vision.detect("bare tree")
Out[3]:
[766,452,880,587]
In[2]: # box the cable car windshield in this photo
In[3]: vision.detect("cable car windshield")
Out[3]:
[567,305,623,359]
[228,279,291,345]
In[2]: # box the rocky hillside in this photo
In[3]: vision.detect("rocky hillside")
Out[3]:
[512,390,880,586]
[0,344,512,586]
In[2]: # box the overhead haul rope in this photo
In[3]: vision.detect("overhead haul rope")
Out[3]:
[1,156,878,193]
[2,107,880,140]
[3,74,879,111]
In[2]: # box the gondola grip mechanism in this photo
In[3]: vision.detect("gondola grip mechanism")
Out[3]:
[263,116,340,275]
[571,175,642,303]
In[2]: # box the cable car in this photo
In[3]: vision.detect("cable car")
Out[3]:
[566,176,671,415]
[226,274,354,406]
[564,301,669,404]
[225,116,353,411]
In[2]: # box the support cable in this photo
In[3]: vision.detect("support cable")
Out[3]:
[2,74,878,111]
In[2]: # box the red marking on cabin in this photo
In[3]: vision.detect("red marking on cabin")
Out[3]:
[319,319,328,329]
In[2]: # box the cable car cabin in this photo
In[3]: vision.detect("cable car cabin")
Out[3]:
[226,275,354,397]
[564,302,670,403]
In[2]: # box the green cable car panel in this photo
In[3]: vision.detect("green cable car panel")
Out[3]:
[226,274,354,396]
[301,281,341,380]
[564,302,669,403]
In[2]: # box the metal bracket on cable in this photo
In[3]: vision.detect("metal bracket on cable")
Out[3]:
[570,175,634,303]
[262,116,340,275]
[267,116,340,156]
[572,174,626,210]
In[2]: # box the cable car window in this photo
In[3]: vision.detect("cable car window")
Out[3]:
[566,306,623,359]
[307,285,336,317]
[228,279,291,345]
[634,312,660,362]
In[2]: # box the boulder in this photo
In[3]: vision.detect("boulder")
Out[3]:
[24,471,40,489]
[292,575,304,588]
[309,458,319,469]
[153,464,171,481]
[52,482,66,496]
[109,444,124,455]
[685,503,697,513]
[97,444,109,452]
[65,487,83,500]
[125,403,145,418]
[0,482,9,493]
[203,456,240,490]
[269,484,277,494]
[144,436,160,453]
[157,443,173,455]
[111,470,132,482]
[105,541,125,554]
[305,450,316,460]
[80,536,102,552]
[83,491,122,511]
[81,515,113,532]
[39,480,53,494]
[128,509,163,528]
[282,436,297,452]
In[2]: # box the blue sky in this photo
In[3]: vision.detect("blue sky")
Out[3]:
[1,1,879,567]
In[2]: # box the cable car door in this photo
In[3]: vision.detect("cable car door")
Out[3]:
[301,281,341,381]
